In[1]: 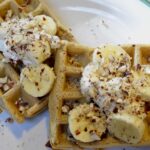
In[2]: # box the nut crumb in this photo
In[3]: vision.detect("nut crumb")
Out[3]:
[45,140,52,148]
[5,117,14,124]
[101,20,108,28]
[136,64,141,70]
[62,105,70,114]
[75,130,80,135]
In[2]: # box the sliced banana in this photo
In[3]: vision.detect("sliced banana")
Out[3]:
[25,15,57,35]
[132,71,150,101]
[107,113,145,144]
[93,45,131,68]
[20,64,55,97]
[23,37,51,65]
[68,103,106,143]
[123,101,146,120]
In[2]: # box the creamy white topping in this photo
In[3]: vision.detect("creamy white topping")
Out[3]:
[0,15,60,66]
[20,64,55,97]
[80,45,146,118]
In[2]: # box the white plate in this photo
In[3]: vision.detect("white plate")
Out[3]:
[0,0,150,149]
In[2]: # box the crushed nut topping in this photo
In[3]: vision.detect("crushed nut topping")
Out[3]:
[0,76,15,93]
[81,45,147,118]
[15,98,29,114]
[62,105,70,114]
[136,64,141,70]
[62,100,80,114]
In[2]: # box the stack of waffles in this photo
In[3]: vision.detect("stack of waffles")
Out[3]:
[0,0,75,123]
[49,42,150,149]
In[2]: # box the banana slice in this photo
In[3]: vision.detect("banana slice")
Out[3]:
[107,113,145,144]
[23,37,51,65]
[20,64,55,97]
[25,15,57,35]
[132,71,150,101]
[93,45,131,65]
[68,103,106,142]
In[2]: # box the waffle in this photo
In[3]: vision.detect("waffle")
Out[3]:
[0,0,75,41]
[0,59,50,123]
[49,42,150,149]
[0,55,49,123]
[0,61,19,111]
[1,83,50,123]
[0,0,75,123]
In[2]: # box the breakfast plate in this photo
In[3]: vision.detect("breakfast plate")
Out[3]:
[0,0,150,149]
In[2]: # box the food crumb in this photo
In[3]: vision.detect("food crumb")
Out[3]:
[5,117,14,124]
[62,105,70,114]
[1,124,4,127]
[136,64,141,70]
[45,140,52,148]
[101,19,108,28]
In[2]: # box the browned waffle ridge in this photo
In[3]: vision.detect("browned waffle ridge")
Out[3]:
[49,42,150,149]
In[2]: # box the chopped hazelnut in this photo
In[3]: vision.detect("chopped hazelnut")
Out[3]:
[62,105,70,114]
[75,130,80,135]
[3,84,10,92]
[136,64,141,70]
[5,117,14,124]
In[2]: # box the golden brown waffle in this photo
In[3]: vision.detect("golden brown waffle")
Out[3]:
[0,57,50,123]
[49,42,150,149]
[1,83,50,123]
[0,0,75,41]
[0,0,75,123]
[0,62,19,112]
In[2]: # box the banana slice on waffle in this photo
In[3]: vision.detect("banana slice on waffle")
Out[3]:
[93,45,131,71]
[25,15,57,35]
[20,64,55,97]
[107,113,145,144]
[69,103,106,143]
[132,71,150,101]
[23,38,51,65]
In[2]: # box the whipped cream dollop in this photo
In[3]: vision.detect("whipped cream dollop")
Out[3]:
[0,15,60,66]
[80,45,146,119]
